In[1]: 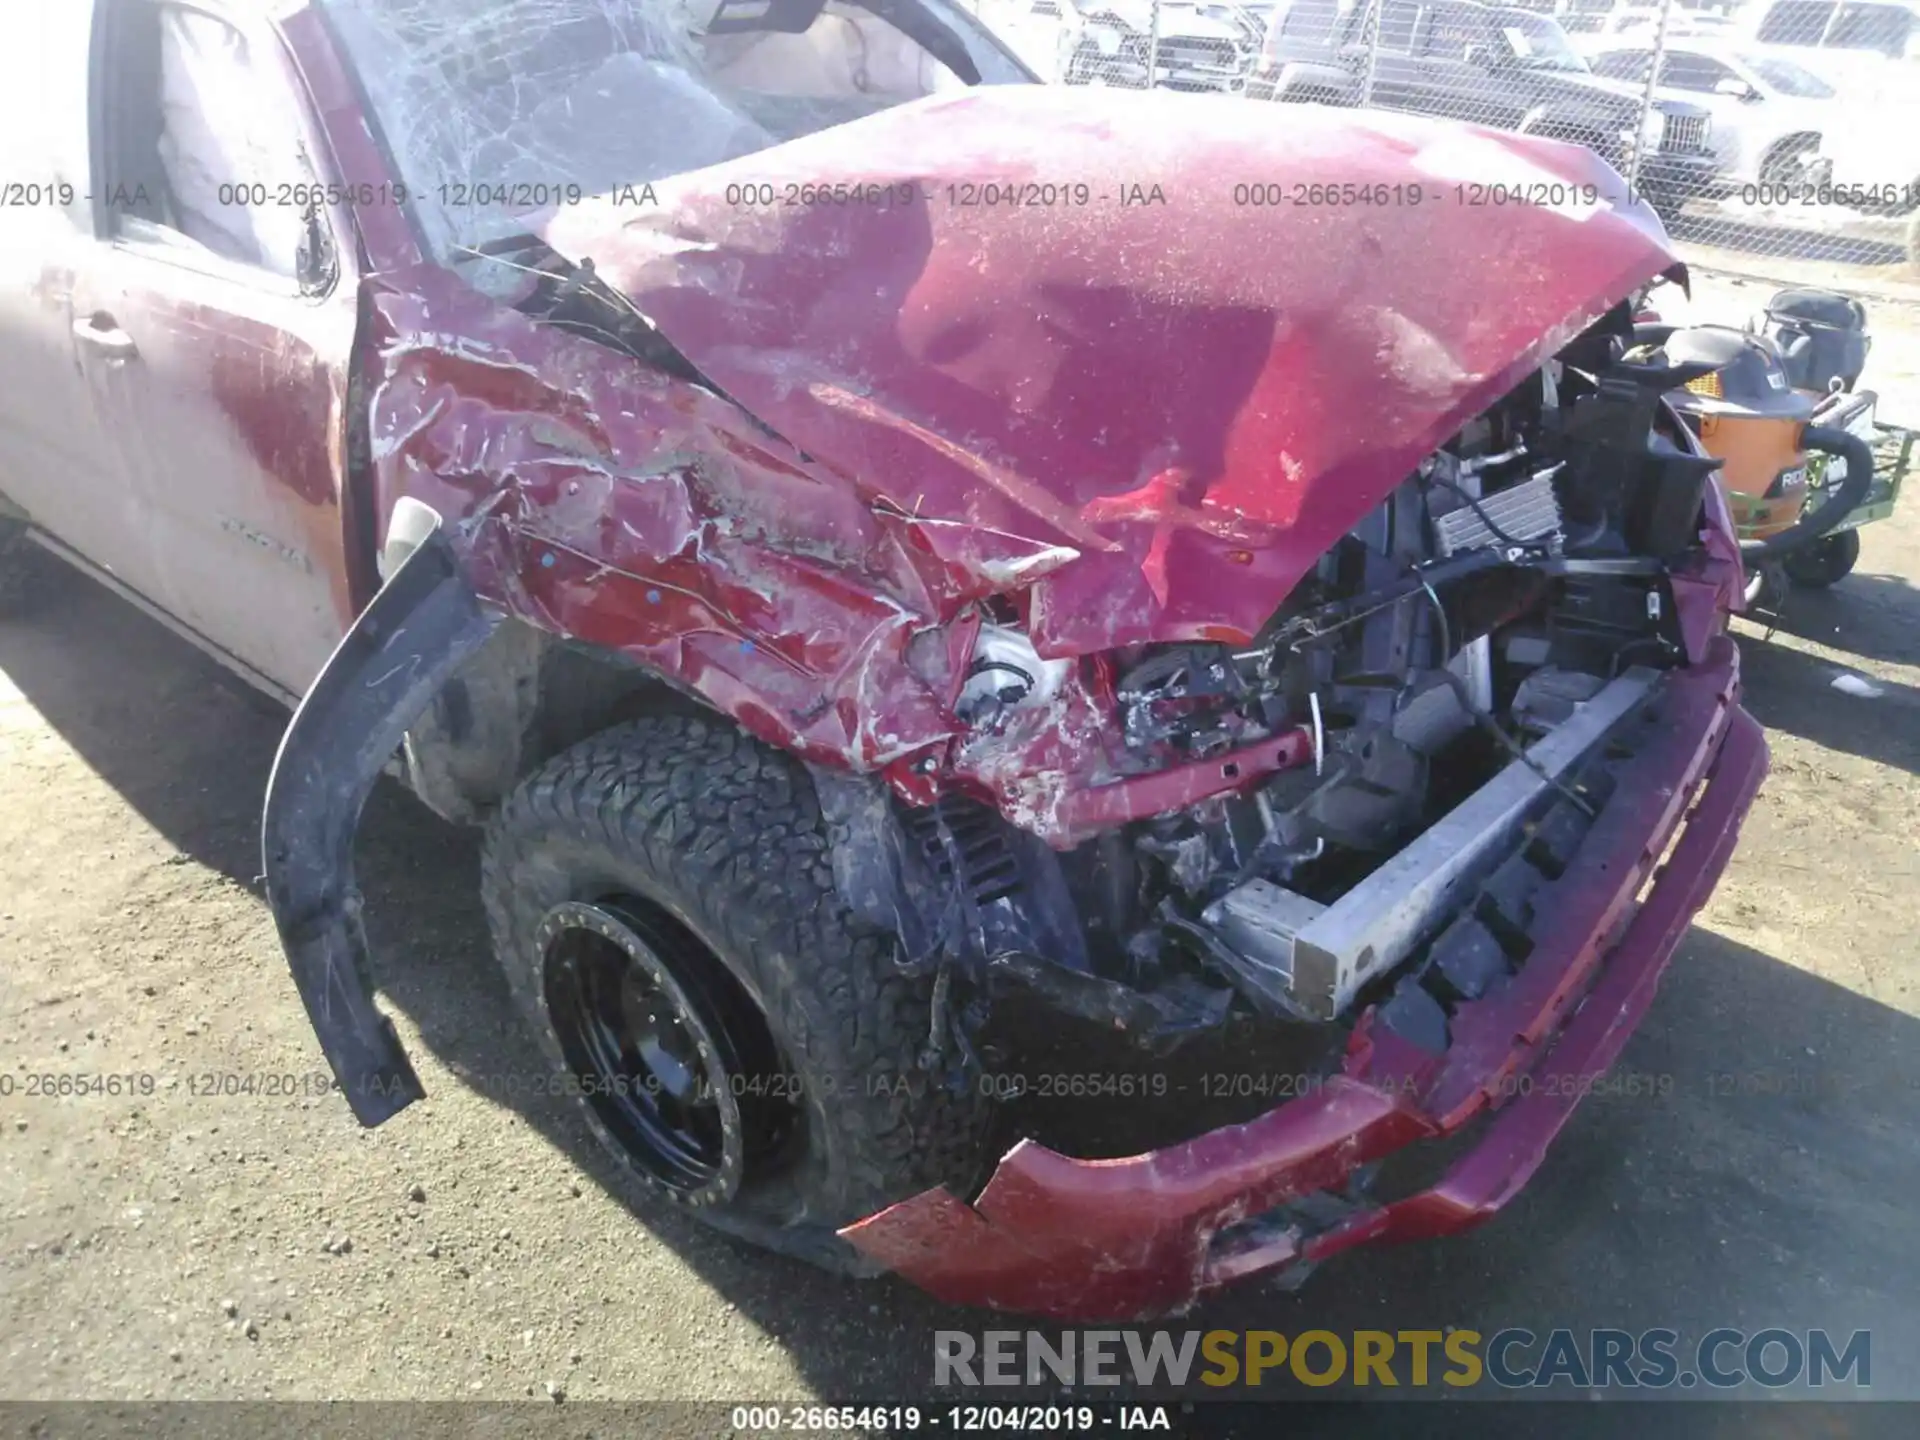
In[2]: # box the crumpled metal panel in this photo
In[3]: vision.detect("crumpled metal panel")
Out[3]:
[360,267,962,772]
[354,265,1328,839]
[843,640,1766,1318]
[542,85,1684,657]
[354,88,1686,841]
[841,1078,1426,1320]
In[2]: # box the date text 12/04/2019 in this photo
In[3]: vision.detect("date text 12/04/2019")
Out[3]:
[716,181,1169,209]
[0,1070,337,1099]
[728,1405,1172,1433]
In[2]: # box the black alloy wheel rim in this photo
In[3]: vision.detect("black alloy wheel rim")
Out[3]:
[538,898,798,1207]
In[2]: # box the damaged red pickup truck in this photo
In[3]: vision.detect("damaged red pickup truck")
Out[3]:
[0,0,1768,1320]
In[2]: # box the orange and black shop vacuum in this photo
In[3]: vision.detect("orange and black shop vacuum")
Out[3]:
[1630,288,1880,603]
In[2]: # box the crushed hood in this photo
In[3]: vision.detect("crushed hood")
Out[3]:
[542,85,1681,655]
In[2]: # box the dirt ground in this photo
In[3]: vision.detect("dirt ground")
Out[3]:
[3,273,1919,1419]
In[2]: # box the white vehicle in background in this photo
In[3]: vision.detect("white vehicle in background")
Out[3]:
[1732,1,1920,223]
[1057,0,1264,90]
[1582,41,1836,189]
[1542,0,1736,35]
[1741,0,1917,58]
[1593,9,1737,38]
[1772,50,1920,219]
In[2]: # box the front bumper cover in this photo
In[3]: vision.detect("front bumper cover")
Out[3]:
[841,636,1766,1320]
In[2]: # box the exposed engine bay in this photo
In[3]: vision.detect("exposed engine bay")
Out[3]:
[459,223,1737,1069]
[844,301,1733,1070]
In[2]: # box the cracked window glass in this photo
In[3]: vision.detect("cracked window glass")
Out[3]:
[316,0,1034,267]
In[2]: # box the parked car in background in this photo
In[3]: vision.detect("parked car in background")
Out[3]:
[1585,6,1662,36]
[1059,0,1265,89]
[1582,41,1835,190]
[1731,0,1918,111]
[1584,6,1737,37]
[1518,0,1735,35]
[1742,0,1917,58]
[1706,1,1920,222]
[1565,0,1660,34]
[1669,11,1738,34]
[1249,0,1720,217]
[1813,100,1920,223]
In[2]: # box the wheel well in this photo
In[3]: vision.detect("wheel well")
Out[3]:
[1759,131,1820,170]
[400,618,717,825]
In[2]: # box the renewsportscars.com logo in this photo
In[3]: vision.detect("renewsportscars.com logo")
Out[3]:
[934,1328,1872,1391]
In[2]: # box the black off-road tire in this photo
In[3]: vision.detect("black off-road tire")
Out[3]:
[479,714,994,1273]
[1758,134,1821,190]
[1784,527,1861,589]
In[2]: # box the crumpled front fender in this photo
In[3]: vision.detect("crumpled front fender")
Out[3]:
[261,515,501,1124]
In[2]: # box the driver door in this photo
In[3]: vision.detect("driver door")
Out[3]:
[0,1,150,585]
[70,0,362,697]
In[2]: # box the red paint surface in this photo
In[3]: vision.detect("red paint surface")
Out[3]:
[331,82,1685,839]
[1051,725,1316,841]
[543,87,1683,656]
[841,639,1764,1319]
[265,16,1764,1311]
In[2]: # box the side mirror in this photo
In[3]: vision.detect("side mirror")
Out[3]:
[1713,76,1759,100]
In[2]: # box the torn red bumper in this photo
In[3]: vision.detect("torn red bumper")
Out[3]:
[841,636,1767,1319]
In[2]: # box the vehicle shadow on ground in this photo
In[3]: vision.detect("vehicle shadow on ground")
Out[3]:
[4,564,1918,1413]
[1755,568,1920,669]
[1733,611,1920,780]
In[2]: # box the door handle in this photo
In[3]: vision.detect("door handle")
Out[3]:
[73,314,138,360]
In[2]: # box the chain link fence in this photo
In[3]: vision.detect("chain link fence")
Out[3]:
[970,0,1920,297]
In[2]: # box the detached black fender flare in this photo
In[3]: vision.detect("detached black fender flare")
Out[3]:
[262,510,502,1125]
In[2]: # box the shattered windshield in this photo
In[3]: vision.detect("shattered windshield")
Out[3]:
[315,0,1034,270]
